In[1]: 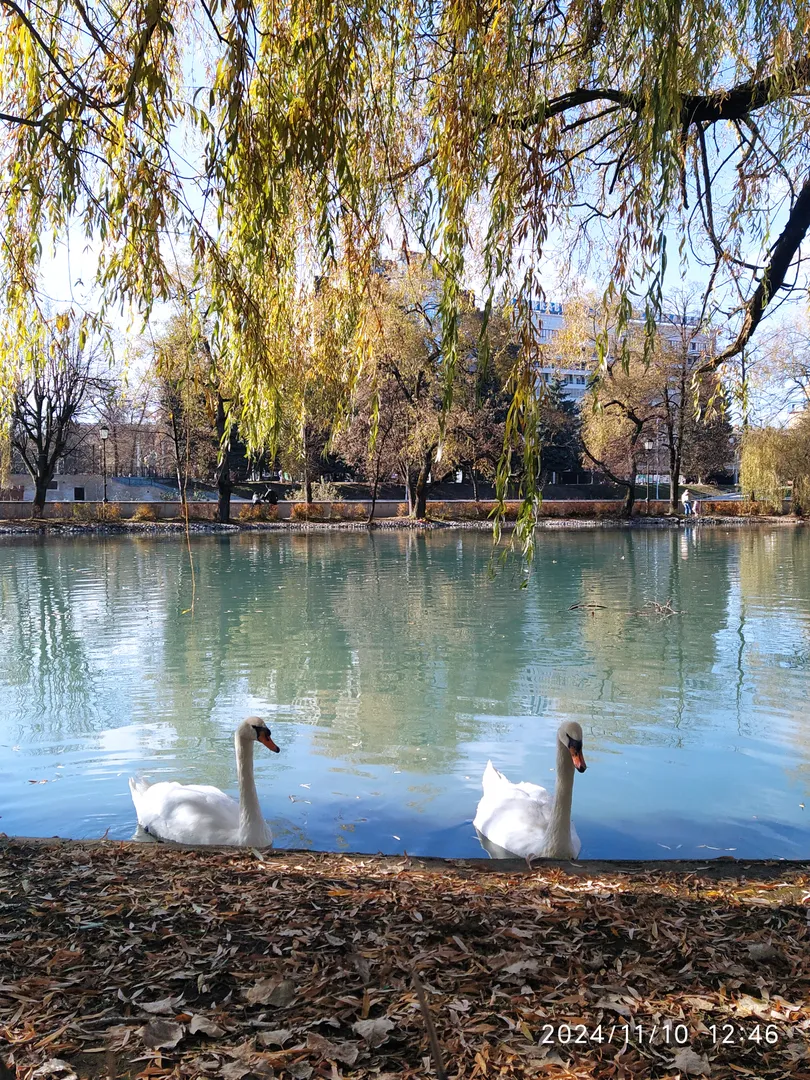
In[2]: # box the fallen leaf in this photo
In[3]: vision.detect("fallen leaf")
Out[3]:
[746,943,780,961]
[139,996,181,1015]
[307,1032,360,1065]
[243,978,296,1007]
[287,1065,313,1080]
[671,1047,711,1075]
[219,1064,252,1080]
[141,1019,185,1050]
[352,1016,394,1046]
[32,1061,78,1080]
[258,1028,294,1047]
[189,1014,226,1037]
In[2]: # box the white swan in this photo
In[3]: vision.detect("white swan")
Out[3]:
[473,721,587,860]
[129,717,280,847]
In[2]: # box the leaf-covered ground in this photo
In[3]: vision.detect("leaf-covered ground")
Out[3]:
[1,840,809,1079]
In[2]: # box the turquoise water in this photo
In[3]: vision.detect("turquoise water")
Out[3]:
[1,526,809,859]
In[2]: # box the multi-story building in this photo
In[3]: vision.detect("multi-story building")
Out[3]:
[529,300,714,402]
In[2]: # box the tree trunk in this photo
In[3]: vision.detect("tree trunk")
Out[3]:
[404,462,415,515]
[214,395,233,524]
[169,409,187,513]
[668,360,688,511]
[368,465,380,524]
[622,431,642,518]
[32,471,51,517]
[302,422,313,503]
[622,475,636,517]
[471,466,480,501]
[413,445,435,519]
[668,437,679,512]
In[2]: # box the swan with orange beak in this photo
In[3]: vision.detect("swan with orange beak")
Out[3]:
[129,717,280,847]
[473,721,587,860]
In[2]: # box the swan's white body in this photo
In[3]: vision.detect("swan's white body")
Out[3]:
[473,722,586,860]
[129,718,279,847]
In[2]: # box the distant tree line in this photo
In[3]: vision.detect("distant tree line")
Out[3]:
[9,273,739,521]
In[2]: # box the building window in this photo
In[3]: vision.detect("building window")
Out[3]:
[73,487,85,501]
[47,481,58,490]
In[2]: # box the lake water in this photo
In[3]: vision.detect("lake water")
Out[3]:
[1,526,809,859]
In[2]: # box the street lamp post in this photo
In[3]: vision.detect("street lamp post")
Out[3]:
[644,439,653,513]
[99,425,109,504]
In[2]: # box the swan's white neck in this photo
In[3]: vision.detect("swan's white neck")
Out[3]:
[542,739,576,858]
[235,733,266,845]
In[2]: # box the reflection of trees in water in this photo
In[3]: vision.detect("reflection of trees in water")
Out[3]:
[309,530,532,772]
[733,529,810,748]
[0,540,105,741]
[549,529,734,748]
[6,528,810,799]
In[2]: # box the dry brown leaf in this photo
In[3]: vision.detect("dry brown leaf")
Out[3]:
[141,1018,185,1050]
[189,1014,226,1037]
[257,1028,295,1047]
[139,996,182,1015]
[243,977,296,1007]
[352,1017,394,1046]
[307,1032,361,1065]
[671,1047,711,1075]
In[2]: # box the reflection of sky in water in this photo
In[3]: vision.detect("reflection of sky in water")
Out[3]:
[0,527,809,859]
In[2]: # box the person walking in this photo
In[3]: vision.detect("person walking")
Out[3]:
[681,488,693,517]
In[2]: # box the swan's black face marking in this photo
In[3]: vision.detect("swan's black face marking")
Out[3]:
[567,736,587,773]
[252,724,281,753]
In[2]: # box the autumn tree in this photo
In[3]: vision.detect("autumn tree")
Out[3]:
[581,359,663,517]
[11,314,111,515]
[152,310,248,523]
[740,418,810,514]
[4,1,810,549]
[334,373,406,520]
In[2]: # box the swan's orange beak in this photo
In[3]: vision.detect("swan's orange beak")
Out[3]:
[258,730,280,753]
[569,746,587,773]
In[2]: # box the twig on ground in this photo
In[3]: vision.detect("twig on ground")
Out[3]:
[412,969,448,1080]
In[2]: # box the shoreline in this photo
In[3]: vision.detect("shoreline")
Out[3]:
[0,514,805,537]
[3,834,810,879]
[1,838,808,1080]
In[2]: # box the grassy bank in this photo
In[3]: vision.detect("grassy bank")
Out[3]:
[1,839,808,1079]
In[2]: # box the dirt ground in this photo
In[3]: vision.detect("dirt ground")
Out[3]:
[1,839,809,1079]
